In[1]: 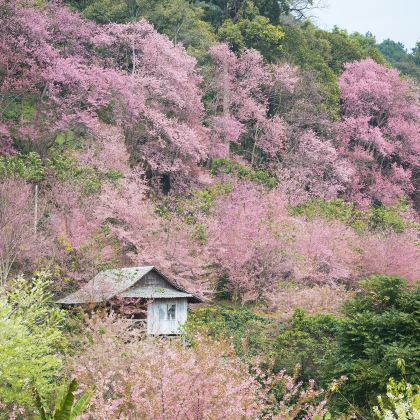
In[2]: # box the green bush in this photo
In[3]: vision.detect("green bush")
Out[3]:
[291,198,411,233]
[1,96,37,123]
[326,276,420,414]
[0,272,68,408]
[273,309,338,384]
[156,182,233,226]
[0,152,45,182]
[48,149,102,194]
[185,305,280,358]
[210,158,278,188]
[373,359,420,420]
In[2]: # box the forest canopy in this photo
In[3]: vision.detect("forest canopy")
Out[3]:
[0,0,419,418]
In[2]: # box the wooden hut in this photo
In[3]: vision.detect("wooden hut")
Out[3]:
[56,266,203,335]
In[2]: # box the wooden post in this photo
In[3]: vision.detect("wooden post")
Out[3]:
[34,183,38,235]
[132,38,136,75]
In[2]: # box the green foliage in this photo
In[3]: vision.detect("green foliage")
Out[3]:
[218,13,284,61]
[68,0,145,22]
[379,39,420,82]
[327,276,420,414]
[200,0,283,27]
[0,272,68,408]
[54,131,79,149]
[379,40,409,65]
[1,96,37,123]
[192,223,208,244]
[273,309,338,384]
[146,0,216,59]
[279,23,340,117]
[156,182,232,224]
[68,0,215,59]
[321,28,386,73]
[105,169,123,181]
[210,157,278,188]
[185,305,280,358]
[0,152,45,182]
[215,273,231,300]
[96,101,116,124]
[291,198,412,233]
[185,182,233,215]
[48,150,102,195]
[34,378,92,420]
[373,359,420,420]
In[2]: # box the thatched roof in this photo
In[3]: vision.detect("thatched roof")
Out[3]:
[56,266,203,304]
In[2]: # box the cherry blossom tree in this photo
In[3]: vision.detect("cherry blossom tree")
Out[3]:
[91,20,209,184]
[70,313,333,419]
[338,59,420,206]
[276,129,354,201]
[205,181,293,301]
[293,218,361,286]
[0,1,209,187]
[48,182,98,250]
[71,314,260,419]
[208,43,285,164]
[361,230,420,284]
[0,178,34,284]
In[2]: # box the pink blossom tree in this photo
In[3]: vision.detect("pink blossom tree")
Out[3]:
[361,230,420,284]
[208,43,285,164]
[93,172,211,296]
[91,20,209,185]
[0,178,34,284]
[71,314,260,419]
[205,182,292,301]
[338,59,420,206]
[276,129,354,201]
[292,218,361,286]
[0,2,209,187]
[70,313,334,419]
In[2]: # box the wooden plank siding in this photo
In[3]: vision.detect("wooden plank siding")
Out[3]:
[147,298,188,335]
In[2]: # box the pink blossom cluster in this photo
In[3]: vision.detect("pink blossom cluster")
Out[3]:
[209,43,286,163]
[204,181,419,301]
[338,59,419,205]
[0,1,207,179]
[70,313,331,419]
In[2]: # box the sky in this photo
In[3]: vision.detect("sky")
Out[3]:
[313,0,419,51]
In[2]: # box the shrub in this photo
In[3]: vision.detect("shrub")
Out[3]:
[185,305,280,358]
[0,272,67,409]
[291,198,411,233]
[327,275,420,414]
[210,157,278,188]
[0,152,45,182]
[373,359,420,420]
[273,309,338,384]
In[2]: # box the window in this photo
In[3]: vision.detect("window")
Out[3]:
[158,303,176,320]
[167,304,176,320]
[158,304,166,320]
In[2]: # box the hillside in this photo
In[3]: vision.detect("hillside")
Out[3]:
[0,0,419,418]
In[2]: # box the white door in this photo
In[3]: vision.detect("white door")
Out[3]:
[147,299,187,335]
